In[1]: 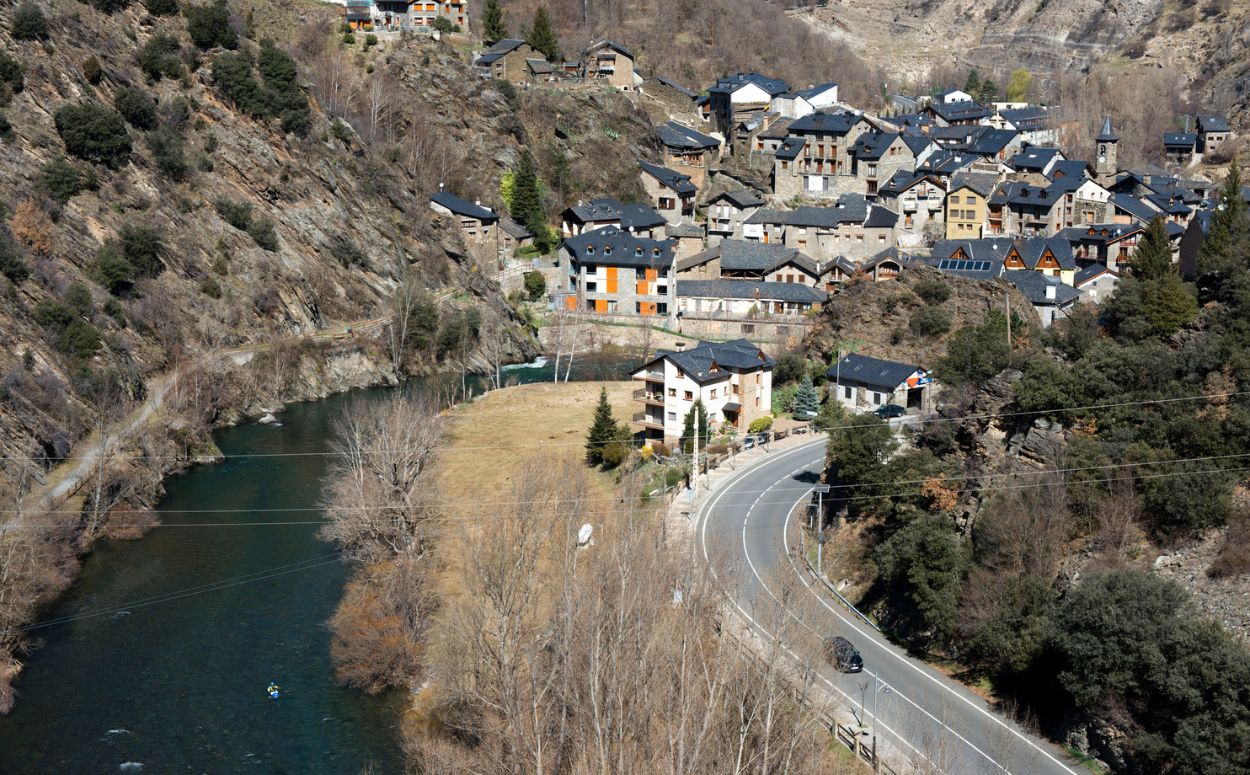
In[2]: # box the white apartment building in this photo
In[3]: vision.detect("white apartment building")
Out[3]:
[630,339,775,444]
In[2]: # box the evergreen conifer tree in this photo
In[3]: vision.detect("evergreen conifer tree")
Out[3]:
[1131,216,1173,282]
[510,150,549,251]
[585,386,617,466]
[793,375,820,418]
[526,6,560,62]
[480,0,507,46]
[680,399,710,454]
[963,70,980,95]
[1197,166,1249,301]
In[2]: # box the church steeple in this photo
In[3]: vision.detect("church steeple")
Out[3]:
[1095,117,1118,178]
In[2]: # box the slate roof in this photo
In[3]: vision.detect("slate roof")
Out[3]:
[1046,159,1091,181]
[793,82,839,101]
[759,117,797,140]
[715,240,815,273]
[1163,132,1198,148]
[827,353,923,391]
[1197,114,1230,133]
[1002,270,1081,306]
[712,189,766,209]
[863,247,911,270]
[644,338,776,385]
[851,131,902,161]
[708,73,790,97]
[901,134,936,155]
[655,76,697,99]
[1074,264,1117,286]
[1095,117,1119,143]
[775,136,806,161]
[639,160,697,196]
[655,121,720,150]
[865,205,899,228]
[1008,146,1062,172]
[1058,223,1145,246]
[499,216,532,240]
[990,181,1064,210]
[476,39,525,65]
[586,39,633,58]
[1110,193,1159,222]
[1143,192,1191,215]
[999,106,1052,131]
[966,127,1018,156]
[929,100,991,123]
[431,191,498,222]
[787,111,862,135]
[565,198,666,231]
[666,221,704,238]
[563,225,675,268]
[746,195,871,228]
[676,279,826,304]
[527,58,554,75]
[1004,236,1076,269]
[917,149,978,175]
[949,171,999,198]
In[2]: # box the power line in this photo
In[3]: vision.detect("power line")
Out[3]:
[2,389,1246,463]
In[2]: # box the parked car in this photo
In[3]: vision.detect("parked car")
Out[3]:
[874,404,906,420]
[824,636,863,673]
[743,436,757,450]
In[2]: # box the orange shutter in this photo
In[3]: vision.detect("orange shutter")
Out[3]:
[606,267,618,294]
[595,299,609,314]
[564,295,577,311]
[637,281,649,295]
[646,268,658,281]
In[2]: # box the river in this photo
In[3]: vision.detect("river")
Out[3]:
[0,355,628,774]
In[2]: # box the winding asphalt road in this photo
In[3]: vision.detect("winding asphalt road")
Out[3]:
[695,438,1083,775]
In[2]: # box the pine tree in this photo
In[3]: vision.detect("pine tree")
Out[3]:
[793,375,820,418]
[963,70,980,96]
[680,399,710,454]
[1197,166,1249,301]
[480,0,507,46]
[1131,216,1173,282]
[510,150,549,251]
[585,386,617,466]
[526,6,560,62]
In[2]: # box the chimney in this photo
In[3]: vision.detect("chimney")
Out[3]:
[1045,284,1056,301]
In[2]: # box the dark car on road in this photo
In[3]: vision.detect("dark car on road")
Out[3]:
[874,404,906,420]
[824,636,863,673]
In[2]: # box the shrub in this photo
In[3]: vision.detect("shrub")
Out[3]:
[64,283,94,317]
[12,4,50,41]
[431,16,454,33]
[104,297,127,326]
[120,223,164,277]
[186,1,237,50]
[0,229,29,283]
[146,125,188,180]
[91,241,136,295]
[40,157,97,203]
[142,0,180,15]
[33,299,75,330]
[57,319,102,359]
[330,235,366,268]
[114,87,158,129]
[0,52,26,103]
[0,113,11,140]
[747,415,773,434]
[913,277,951,305]
[523,270,545,301]
[54,102,132,168]
[85,0,130,13]
[909,305,952,338]
[364,33,378,47]
[200,277,221,298]
[82,55,103,85]
[247,216,278,251]
[214,197,253,230]
[138,34,183,80]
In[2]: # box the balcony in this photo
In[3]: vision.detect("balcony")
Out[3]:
[632,412,665,430]
[634,369,665,381]
[633,388,665,405]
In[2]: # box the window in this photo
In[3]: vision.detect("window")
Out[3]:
[667,411,677,421]
[668,387,676,397]
[843,386,853,400]
[782,161,789,170]
[755,396,760,407]
[950,195,960,204]
[733,384,741,395]
[603,245,612,255]
[684,390,693,400]
[967,195,977,204]
[872,392,883,406]
[710,388,718,399]
[755,374,761,384]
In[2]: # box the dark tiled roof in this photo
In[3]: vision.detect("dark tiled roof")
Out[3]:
[747,195,871,228]
[642,338,776,385]
[654,76,697,99]
[1002,270,1081,306]
[1110,193,1159,222]
[931,238,1015,263]
[775,136,805,160]
[863,247,911,270]
[708,72,789,97]
[565,198,666,231]
[563,225,675,268]
[917,149,977,175]
[990,181,1063,209]
[676,279,825,304]
[500,216,532,240]
[999,106,1053,130]
[827,353,923,391]
[1004,236,1076,269]
[1058,223,1145,246]
[655,121,720,150]
[712,189,766,208]
[966,127,1018,156]
[929,100,991,122]
[431,191,498,222]
[901,134,935,155]
[526,58,554,74]
[788,111,862,136]
[1008,146,1062,172]
[759,116,797,140]
[639,160,696,196]
[666,221,704,238]
[586,39,633,58]
[865,205,899,228]
[476,38,525,65]
[1197,114,1229,133]
[1075,264,1117,286]
[1095,117,1119,143]
[851,131,902,161]
[718,240,812,272]
[949,171,999,198]
[1046,159,1091,181]
[1163,132,1197,147]
[793,82,839,101]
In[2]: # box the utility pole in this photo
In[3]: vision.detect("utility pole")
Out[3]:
[692,400,700,502]
[1006,292,1012,350]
